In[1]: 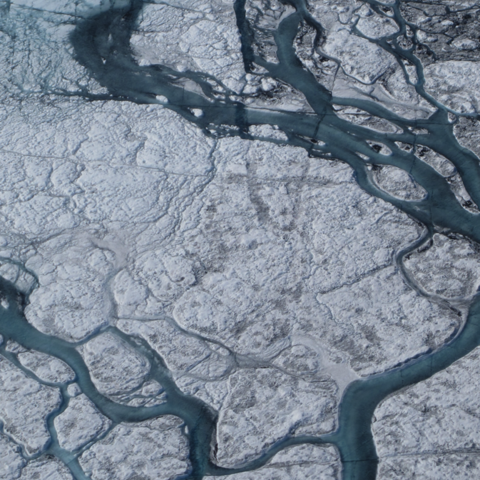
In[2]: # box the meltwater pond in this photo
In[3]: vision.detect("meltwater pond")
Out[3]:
[1,0,480,479]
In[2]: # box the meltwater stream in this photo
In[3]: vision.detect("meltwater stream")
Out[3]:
[2,0,480,479]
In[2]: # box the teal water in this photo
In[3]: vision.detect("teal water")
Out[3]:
[2,0,480,478]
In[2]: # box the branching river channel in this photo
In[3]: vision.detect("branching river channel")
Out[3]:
[1,0,480,479]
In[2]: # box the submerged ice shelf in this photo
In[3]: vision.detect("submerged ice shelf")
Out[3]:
[1,0,480,479]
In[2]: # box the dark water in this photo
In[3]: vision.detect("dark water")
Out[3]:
[1,0,480,479]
